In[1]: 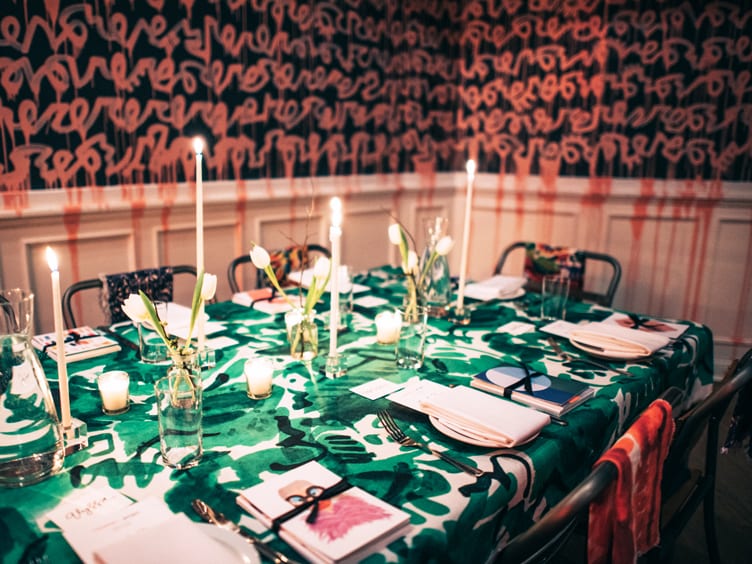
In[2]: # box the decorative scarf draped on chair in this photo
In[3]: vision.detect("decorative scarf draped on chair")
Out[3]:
[99,267,174,324]
[588,399,675,564]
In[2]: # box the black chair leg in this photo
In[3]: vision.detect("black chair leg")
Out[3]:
[703,490,722,564]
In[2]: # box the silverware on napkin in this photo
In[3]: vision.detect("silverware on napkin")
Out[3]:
[191,499,297,564]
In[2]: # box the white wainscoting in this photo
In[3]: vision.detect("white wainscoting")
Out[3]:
[1,173,748,374]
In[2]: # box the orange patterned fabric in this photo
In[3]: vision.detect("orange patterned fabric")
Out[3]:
[587,399,675,564]
[267,246,308,286]
[523,243,585,297]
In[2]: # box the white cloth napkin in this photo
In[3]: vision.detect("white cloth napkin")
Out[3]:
[463,275,527,301]
[419,386,550,447]
[569,322,670,357]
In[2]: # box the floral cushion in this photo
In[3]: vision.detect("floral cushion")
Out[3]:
[523,243,585,298]
[99,267,174,324]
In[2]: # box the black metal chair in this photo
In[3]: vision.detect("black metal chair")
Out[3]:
[227,244,330,294]
[62,265,198,328]
[489,387,683,564]
[646,348,752,564]
[494,241,622,307]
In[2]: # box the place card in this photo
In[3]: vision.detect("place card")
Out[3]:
[351,378,405,400]
[353,295,389,309]
[206,335,237,349]
[496,321,536,335]
[46,485,134,531]
[386,378,449,413]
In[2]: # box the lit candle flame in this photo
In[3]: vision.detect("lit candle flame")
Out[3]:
[45,246,58,272]
[193,136,204,155]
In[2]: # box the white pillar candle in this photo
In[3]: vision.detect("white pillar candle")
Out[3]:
[328,197,342,356]
[45,247,72,433]
[97,371,130,414]
[193,137,206,352]
[245,357,274,399]
[456,159,476,310]
[375,311,402,344]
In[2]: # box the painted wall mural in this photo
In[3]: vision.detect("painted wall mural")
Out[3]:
[0,0,750,199]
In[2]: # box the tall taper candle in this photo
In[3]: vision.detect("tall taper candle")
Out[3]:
[193,137,206,351]
[46,247,72,433]
[456,160,476,310]
[329,197,342,355]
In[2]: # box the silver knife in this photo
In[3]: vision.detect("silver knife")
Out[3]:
[192,499,297,564]
[547,337,632,376]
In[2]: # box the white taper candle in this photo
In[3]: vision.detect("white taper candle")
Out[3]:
[193,137,206,351]
[45,247,72,433]
[456,159,476,310]
[329,197,342,356]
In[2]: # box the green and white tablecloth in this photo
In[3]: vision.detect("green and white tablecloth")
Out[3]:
[0,267,714,563]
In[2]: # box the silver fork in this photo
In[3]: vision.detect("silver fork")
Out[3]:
[547,337,632,376]
[377,410,485,477]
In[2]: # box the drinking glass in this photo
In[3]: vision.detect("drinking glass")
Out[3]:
[541,275,570,320]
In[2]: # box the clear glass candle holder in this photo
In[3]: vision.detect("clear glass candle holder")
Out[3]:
[245,357,274,399]
[97,371,130,415]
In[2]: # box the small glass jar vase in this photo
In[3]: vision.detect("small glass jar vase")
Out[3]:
[154,349,203,469]
[284,309,319,361]
[420,217,451,316]
[395,305,428,370]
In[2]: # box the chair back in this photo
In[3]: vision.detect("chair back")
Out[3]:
[490,387,682,564]
[62,265,197,328]
[494,241,622,307]
[227,244,330,294]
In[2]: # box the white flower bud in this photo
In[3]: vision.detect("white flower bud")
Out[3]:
[436,236,454,256]
[121,294,150,324]
[388,223,402,246]
[250,245,270,269]
[201,273,217,301]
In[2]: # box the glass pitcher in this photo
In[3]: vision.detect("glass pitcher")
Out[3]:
[0,289,65,487]
[420,217,452,316]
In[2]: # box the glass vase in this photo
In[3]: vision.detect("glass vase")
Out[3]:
[154,350,203,469]
[0,289,65,487]
[420,217,452,316]
[284,309,318,362]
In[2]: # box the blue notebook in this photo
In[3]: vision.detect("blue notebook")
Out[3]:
[471,365,594,416]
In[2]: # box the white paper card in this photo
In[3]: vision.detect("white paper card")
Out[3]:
[497,321,536,335]
[386,378,450,412]
[46,486,133,531]
[206,336,237,349]
[539,320,581,338]
[351,378,405,400]
[353,295,389,309]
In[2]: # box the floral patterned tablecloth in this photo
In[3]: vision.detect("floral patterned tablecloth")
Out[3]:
[0,267,714,563]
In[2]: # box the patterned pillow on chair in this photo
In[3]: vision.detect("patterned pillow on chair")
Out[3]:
[99,267,174,324]
[267,246,308,286]
[523,243,585,298]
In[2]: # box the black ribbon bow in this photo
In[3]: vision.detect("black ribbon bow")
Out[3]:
[271,479,352,531]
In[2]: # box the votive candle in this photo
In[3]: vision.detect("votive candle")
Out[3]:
[97,371,130,414]
[245,357,274,399]
[375,311,402,344]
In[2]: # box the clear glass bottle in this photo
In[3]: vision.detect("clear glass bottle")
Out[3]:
[0,289,65,487]
[420,217,452,316]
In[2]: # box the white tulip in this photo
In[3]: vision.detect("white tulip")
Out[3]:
[406,250,418,273]
[250,245,270,269]
[436,236,454,256]
[388,223,402,246]
[122,294,150,324]
[313,256,331,280]
[201,273,217,301]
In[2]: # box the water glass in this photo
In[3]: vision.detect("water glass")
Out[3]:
[541,275,570,320]
[395,306,428,370]
[138,301,169,363]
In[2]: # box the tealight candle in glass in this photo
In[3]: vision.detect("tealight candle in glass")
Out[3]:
[97,371,130,414]
[375,311,402,344]
[244,357,274,400]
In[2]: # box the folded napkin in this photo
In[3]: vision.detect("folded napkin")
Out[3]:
[419,386,550,447]
[463,275,527,301]
[588,399,675,564]
[570,322,670,357]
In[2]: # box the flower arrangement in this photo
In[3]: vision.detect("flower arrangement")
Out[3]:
[249,243,331,317]
[388,222,454,319]
[250,243,331,360]
[121,270,218,356]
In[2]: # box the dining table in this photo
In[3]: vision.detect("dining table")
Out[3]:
[0,266,714,563]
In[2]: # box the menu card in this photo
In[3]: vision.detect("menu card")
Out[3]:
[236,461,410,564]
[32,326,121,363]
